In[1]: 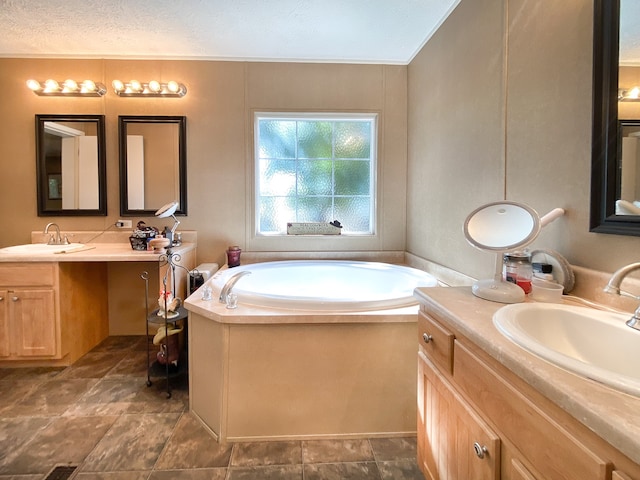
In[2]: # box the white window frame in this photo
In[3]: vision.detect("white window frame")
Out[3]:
[254,112,378,237]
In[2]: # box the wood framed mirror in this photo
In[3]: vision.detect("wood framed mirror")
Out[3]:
[118,115,187,216]
[35,114,107,216]
[590,0,640,235]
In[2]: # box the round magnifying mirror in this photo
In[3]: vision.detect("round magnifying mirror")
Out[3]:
[155,201,179,219]
[464,201,541,304]
[464,201,540,251]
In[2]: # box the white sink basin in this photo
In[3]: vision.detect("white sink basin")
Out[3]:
[0,243,85,254]
[493,303,640,397]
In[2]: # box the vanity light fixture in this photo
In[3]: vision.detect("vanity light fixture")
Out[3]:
[619,86,640,101]
[26,78,106,97]
[112,79,187,98]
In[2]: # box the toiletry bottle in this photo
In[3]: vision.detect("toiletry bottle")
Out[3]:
[163,226,173,246]
[503,252,533,294]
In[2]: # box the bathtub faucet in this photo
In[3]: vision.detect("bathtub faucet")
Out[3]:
[219,270,252,303]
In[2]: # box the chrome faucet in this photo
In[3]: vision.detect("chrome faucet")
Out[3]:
[604,262,640,330]
[43,222,69,245]
[219,270,252,303]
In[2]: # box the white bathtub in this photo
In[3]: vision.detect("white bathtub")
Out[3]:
[209,260,438,311]
[187,259,439,442]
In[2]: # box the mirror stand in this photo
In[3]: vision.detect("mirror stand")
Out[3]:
[472,251,527,304]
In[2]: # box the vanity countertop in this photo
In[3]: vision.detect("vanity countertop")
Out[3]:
[413,286,640,465]
[0,242,196,263]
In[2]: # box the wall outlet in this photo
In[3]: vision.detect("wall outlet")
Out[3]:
[116,219,132,228]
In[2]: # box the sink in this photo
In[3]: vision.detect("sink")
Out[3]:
[493,303,640,397]
[0,243,85,254]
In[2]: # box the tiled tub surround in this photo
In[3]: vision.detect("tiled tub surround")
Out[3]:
[414,286,640,475]
[0,336,422,479]
[185,285,421,443]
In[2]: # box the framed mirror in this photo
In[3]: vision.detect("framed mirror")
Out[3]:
[118,115,187,216]
[35,114,107,216]
[590,0,640,235]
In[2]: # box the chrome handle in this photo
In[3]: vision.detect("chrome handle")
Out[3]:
[422,333,433,343]
[11,296,19,302]
[0,296,3,301]
[473,442,488,459]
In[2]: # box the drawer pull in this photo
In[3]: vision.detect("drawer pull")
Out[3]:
[422,333,433,343]
[473,442,488,459]
[11,296,18,302]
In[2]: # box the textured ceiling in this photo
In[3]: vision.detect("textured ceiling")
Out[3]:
[0,0,461,64]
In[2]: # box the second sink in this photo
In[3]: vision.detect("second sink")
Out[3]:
[493,303,640,397]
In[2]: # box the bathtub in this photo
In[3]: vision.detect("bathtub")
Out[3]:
[185,259,439,442]
[209,260,438,311]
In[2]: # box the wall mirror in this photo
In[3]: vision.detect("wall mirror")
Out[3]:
[118,115,187,216]
[35,114,107,216]
[591,0,640,235]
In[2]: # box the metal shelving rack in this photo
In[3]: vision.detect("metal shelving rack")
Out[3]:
[141,250,189,398]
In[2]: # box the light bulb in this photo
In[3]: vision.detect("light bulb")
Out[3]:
[82,80,96,92]
[148,80,161,92]
[44,79,59,92]
[26,79,41,91]
[112,79,124,92]
[63,79,78,91]
[167,81,180,93]
[130,80,142,92]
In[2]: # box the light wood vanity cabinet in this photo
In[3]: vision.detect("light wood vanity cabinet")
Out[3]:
[418,349,500,479]
[0,288,57,358]
[417,307,640,480]
[0,264,58,359]
[0,263,108,365]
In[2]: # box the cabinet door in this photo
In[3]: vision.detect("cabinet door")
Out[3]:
[0,290,8,357]
[10,289,57,357]
[418,351,500,480]
[454,341,611,480]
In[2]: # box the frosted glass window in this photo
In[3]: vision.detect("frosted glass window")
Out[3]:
[255,113,377,235]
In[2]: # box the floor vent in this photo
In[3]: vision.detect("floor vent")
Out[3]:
[43,465,77,480]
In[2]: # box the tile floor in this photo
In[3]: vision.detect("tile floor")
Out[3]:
[0,336,423,480]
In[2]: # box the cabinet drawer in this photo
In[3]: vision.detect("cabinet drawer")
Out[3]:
[0,263,56,287]
[612,472,634,480]
[418,311,454,374]
[453,340,610,480]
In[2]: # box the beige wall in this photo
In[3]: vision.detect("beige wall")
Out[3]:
[3,0,639,282]
[0,59,407,266]
[407,0,640,281]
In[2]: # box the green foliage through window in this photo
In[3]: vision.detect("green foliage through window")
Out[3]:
[256,113,377,235]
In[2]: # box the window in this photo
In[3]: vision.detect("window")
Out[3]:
[255,113,377,235]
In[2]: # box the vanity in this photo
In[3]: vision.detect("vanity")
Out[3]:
[0,234,195,367]
[414,287,640,480]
